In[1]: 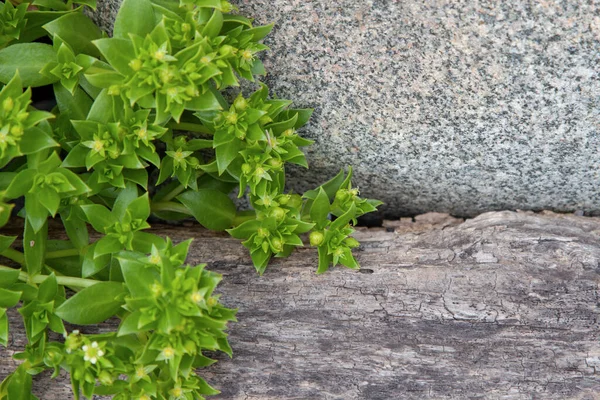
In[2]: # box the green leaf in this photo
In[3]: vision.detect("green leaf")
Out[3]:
[5,366,33,400]
[226,219,261,239]
[94,236,123,258]
[92,38,134,77]
[24,194,48,234]
[0,236,16,254]
[127,193,150,221]
[18,10,72,44]
[80,204,115,233]
[339,247,359,270]
[330,202,357,231]
[304,169,346,201]
[0,288,22,308]
[113,0,156,39]
[87,89,114,123]
[119,257,157,298]
[202,9,223,38]
[176,189,235,231]
[37,273,57,303]
[185,88,222,112]
[250,249,270,275]
[24,219,46,276]
[4,169,36,199]
[316,246,330,274]
[61,211,89,250]
[19,127,58,155]
[0,308,7,346]
[112,182,138,219]
[215,138,242,175]
[81,243,110,278]
[117,311,148,336]
[0,43,58,87]
[0,267,20,288]
[54,84,93,121]
[55,282,126,325]
[245,23,274,41]
[43,12,102,57]
[309,187,330,228]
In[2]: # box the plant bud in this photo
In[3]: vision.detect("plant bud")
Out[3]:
[335,189,349,202]
[2,98,13,112]
[287,194,302,209]
[107,85,121,96]
[271,207,285,221]
[268,158,282,169]
[174,136,187,148]
[98,371,113,385]
[219,45,234,56]
[129,58,143,71]
[233,96,247,111]
[345,237,360,248]
[278,194,290,205]
[309,231,324,246]
[271,238,283,252]
[207,297,218,307]
[241,163,252,175]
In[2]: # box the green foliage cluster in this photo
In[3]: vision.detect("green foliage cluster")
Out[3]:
[0,0,380,398]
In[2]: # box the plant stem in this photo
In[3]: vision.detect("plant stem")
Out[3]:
[232,211,256,227]
[1,248,25,264]
[168,122,213,135]
[0,265,99,288]
[45,248,80,259]
[151,201,192,215]
[160,184,186,203]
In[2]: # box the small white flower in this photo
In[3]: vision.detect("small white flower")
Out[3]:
[82,341,104,364]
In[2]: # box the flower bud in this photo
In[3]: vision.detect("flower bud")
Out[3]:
[257,227,269,238]
[271,238,283,252]
[335,189,349,202]
[268,158,282,169]
[278,194,290,205]
[174,136,187,148]
[2,98,13,112]
[344,237,360,248]
[241,163,252,175]
[287,194,303,209]
[98,371,114,386]
[207,297,218,307]
[129,58,143,71]
[270,207,286,221]
[309,231,324,246]
[233,96,247,111]
[219,45,234,56]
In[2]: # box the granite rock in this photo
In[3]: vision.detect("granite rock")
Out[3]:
[90,0,600,217]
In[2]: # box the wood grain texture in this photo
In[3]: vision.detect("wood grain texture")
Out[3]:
[2,211,600,399]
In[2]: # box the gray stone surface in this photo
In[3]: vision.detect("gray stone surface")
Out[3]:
[91,0,600,218]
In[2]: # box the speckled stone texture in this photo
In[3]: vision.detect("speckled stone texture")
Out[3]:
[90,0,600,218]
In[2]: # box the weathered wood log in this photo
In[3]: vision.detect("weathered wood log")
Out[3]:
[2,211,600,399]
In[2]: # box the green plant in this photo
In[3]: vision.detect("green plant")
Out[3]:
[0,0,381,398]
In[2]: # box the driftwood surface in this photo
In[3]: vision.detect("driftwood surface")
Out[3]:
[1,211,600,399]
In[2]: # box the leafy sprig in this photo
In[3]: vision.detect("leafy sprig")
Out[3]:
[0,0,380,398]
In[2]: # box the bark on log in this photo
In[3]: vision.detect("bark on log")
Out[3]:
[2,210,600,399]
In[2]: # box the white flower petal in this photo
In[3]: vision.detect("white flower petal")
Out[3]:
[97,350,104,357]
[91,342,98,348]
[90,357,97,364]
[82,345,89,351]
[84,355,90,361]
